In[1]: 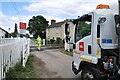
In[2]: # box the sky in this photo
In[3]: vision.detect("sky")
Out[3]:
[0,0,118,32]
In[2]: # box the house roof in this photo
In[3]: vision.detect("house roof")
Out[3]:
[0,27,8,34]
[0,27,13,37]
[49,21,65,28]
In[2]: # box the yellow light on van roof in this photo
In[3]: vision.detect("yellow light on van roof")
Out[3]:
[96,4,110,9]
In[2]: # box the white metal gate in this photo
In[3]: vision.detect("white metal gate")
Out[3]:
[0,38,30,79]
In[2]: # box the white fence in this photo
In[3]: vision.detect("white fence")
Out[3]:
[0,38,30,79]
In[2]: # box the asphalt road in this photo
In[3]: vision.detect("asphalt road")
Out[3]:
[30,45,81,78]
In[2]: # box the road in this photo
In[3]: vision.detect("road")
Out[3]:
[30,43,81,78]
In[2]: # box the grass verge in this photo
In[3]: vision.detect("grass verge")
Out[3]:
[6,54,36,78]
[64,50,73,56]
[60,48,73,56]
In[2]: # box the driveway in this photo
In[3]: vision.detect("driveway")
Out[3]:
[30,42,81,78]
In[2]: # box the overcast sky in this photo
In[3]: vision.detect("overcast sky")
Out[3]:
[0,0,118,32]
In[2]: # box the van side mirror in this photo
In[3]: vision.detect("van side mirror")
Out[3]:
[65,23,70,43]
[65,23,70,35]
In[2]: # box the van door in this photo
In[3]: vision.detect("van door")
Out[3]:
[73,14,93,68]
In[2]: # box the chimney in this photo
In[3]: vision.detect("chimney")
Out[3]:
[51,19,56,25]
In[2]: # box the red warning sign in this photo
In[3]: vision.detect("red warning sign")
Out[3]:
[20,22,26,29]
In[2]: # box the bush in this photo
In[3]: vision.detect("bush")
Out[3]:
[50,39,55,44]
[56,38,62,44]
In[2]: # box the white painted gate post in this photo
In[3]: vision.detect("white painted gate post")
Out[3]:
[0,39,1,80]
[43,39,45,46]
[22,39,25,67]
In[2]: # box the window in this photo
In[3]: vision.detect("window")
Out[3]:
[75,15,92,42]
[56,27,59,34]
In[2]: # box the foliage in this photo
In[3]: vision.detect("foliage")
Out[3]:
[6,54,36,78]
[20,34,30,38]
[11,23,18,37]
[56,37,62,44]
[14,23,18,33]
[65,50,73,56]
[49,39,55,44]
[27,15,49,38]
[47,37,63,45]
[76,21,91,40]
[5,33,9,38]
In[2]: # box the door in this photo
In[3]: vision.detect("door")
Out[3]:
[73,14,93,68]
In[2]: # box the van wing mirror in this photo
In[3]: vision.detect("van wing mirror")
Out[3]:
[98,17,106,24]
[65,23,70,35]
[65,23,71,43]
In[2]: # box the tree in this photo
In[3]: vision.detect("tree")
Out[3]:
[14,23,18,33]
[12,23,18,37]
[27,15,49,38]
[77,21,91,38]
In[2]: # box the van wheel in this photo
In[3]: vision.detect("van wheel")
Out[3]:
[81,66,100,80]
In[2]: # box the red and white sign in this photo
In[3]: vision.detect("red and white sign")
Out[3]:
[20,22,26,29]
[79,42,84,51]
[19,22,27,34]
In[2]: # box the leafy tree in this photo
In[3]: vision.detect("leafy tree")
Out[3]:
[12,23,18,37]
[14,23,18,33]
[77,21,91,39]
[5,33,9,38]
[27,15,49,38]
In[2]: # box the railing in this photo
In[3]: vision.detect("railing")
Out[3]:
[0,38,30,79]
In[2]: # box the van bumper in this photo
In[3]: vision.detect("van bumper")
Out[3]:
[72,61,79,75]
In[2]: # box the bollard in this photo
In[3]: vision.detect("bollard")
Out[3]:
[42,39,45,46]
